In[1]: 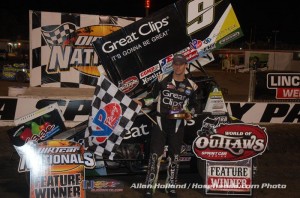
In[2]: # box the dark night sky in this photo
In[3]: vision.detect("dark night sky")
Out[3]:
[0,0,299,45]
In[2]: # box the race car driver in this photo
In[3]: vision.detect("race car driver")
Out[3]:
[134,53,199,197]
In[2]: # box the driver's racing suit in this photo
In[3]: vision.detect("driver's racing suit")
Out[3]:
[139,72,198,195]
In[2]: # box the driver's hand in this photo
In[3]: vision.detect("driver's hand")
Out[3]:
[185,113,192,120]
[133,99,142,106]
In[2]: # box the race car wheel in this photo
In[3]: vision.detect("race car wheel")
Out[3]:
[16,71,27,83]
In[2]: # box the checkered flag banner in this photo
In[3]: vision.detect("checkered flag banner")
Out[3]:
[41,22,76,46]
[84,75,141,160]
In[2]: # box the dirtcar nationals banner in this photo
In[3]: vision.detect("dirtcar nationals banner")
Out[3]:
[93,0,243,97]
[29,11,140,88]
[17,140,95,198]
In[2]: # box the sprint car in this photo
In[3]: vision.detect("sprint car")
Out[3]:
[55,73,238,178]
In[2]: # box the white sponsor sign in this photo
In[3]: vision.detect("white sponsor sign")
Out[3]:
[1,97,299,125]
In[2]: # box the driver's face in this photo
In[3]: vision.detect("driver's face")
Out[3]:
[173,62,187,75]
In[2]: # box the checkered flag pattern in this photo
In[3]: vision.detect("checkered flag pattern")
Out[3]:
[41,23,76,46]
[30,11,140,88]
[84,75,141,160]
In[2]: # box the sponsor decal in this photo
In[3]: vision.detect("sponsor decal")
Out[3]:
[184,48,199,61]
[162,90,186,107]
[189,39,203,49]
[178,88,185,92]
[189,37,214,57]
[83,179,123,192]
[218,31,240,45]
[167,83,176,89]
[124,123,150,140]
[101,17,170,53]
[179,46,200,62]
[204,87,228,115]
[199,43,216,57]
[179,83,186,88]
[211,99,225,109]
[193,123,268,161]
[159,54,174,74]
[118,76,139,93]
[267,73,300,99]
[185,87,193,95]
[91,103,122,143]
[7,103,67,157]
[141,70,162,85]
[139,64,160,79]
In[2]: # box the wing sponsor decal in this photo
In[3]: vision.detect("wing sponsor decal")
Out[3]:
[118,76,140,93]
[93,0,243,97]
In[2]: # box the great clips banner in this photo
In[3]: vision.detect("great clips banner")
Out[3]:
[30,11,140,88]
[93,0,243,97]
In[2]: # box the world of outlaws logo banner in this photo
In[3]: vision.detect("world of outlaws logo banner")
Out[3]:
[193,123,268,161]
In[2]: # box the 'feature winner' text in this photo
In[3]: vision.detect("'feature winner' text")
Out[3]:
[34,174,82,198]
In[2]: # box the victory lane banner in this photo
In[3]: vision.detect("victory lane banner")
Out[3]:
[30,11,140,88]
[192,119,268,195]
[17,139,96,198]
[93,0,243,97]
[206,160,253,196]
[193,123,268,161]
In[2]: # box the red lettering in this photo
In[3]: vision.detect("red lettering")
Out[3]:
[276,88,300,99]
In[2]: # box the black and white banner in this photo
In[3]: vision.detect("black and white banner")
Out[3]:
[1,97,299,125]
[30,11,140,88]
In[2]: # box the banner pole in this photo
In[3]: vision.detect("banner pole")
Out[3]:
[140,108,157,125]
